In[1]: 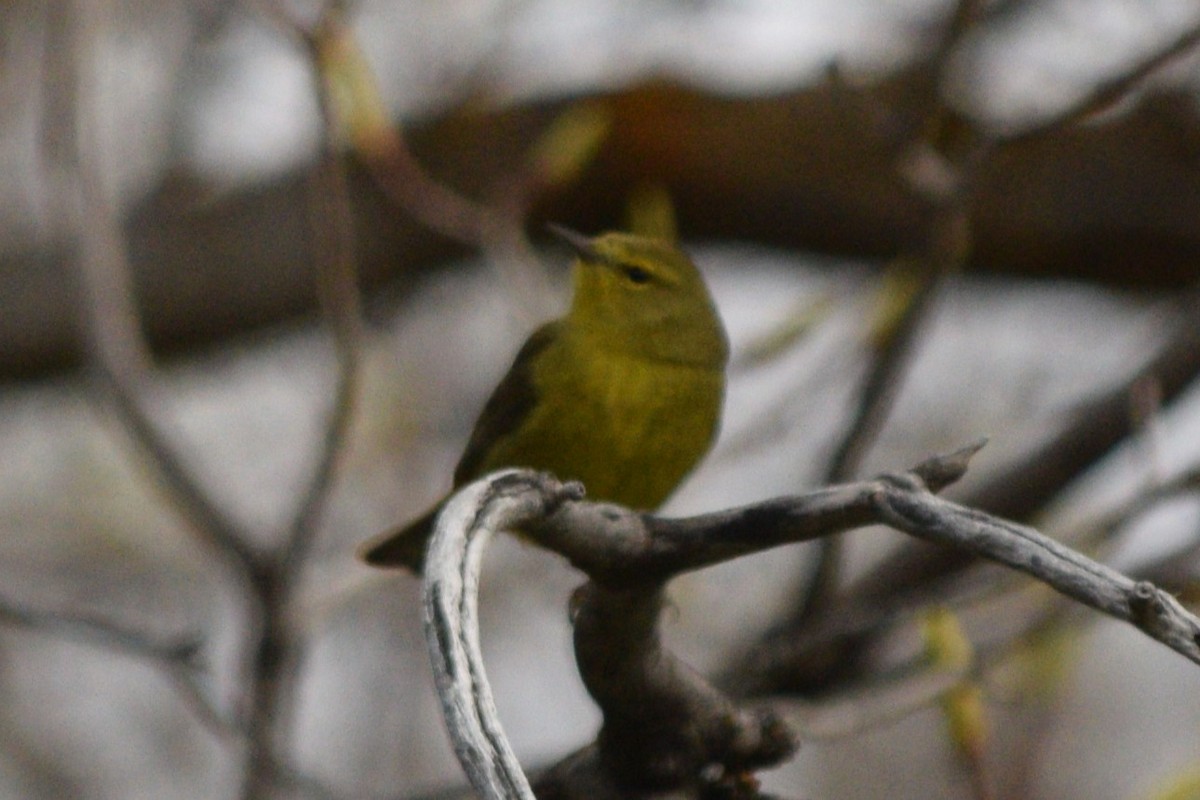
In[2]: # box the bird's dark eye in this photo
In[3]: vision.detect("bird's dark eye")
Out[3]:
[622,265,652,285]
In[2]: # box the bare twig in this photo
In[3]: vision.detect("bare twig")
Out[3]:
[283,6,366,575]
[755,2,1200,696]
[1067,465,1200,556]
[39,6,310,791]
[0,593,237,739]
[232,4,369,800]
[872,480,1200,662]
[758,567,1085,748]
[258,3,489,246]
[727,316,1200,698]
[0,594,199,664]
[42,0,259,574]
[863,290,1200,605]
[46,2,372,797]
[357,125,491,245]
[1000,16,1200,144]
[825,272,943,485]
[798,0,990,619]
[779,665,963,742]
[799,269,944,616]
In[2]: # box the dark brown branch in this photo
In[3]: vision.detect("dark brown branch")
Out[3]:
[565,582,797,794]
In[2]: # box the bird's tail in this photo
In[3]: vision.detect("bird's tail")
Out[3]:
[357,503,441,574]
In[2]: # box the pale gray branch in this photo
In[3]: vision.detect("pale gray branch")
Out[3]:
[422,470,582,800]
[870,479,1200,663]
[414,446,1200,797]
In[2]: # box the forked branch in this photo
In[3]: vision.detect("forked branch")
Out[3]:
[420,444,1200,799]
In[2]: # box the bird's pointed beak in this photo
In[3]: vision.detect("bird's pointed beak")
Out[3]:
[547,223,599,262]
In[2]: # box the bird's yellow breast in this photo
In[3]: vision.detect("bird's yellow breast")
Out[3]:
[477,333,723,511]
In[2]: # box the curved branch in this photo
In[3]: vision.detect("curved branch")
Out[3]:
[422,471,582,800]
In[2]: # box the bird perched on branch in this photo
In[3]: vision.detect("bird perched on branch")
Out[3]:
[359,226,728,574]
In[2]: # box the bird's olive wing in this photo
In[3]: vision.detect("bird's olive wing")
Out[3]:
[452,320,561,485]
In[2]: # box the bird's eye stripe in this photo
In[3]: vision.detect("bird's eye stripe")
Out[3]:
[623,265,652,284]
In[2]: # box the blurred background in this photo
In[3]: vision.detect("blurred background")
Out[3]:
[3,0,1200,798]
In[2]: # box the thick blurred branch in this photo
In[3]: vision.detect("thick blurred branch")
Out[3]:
[11,71,1200,377]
